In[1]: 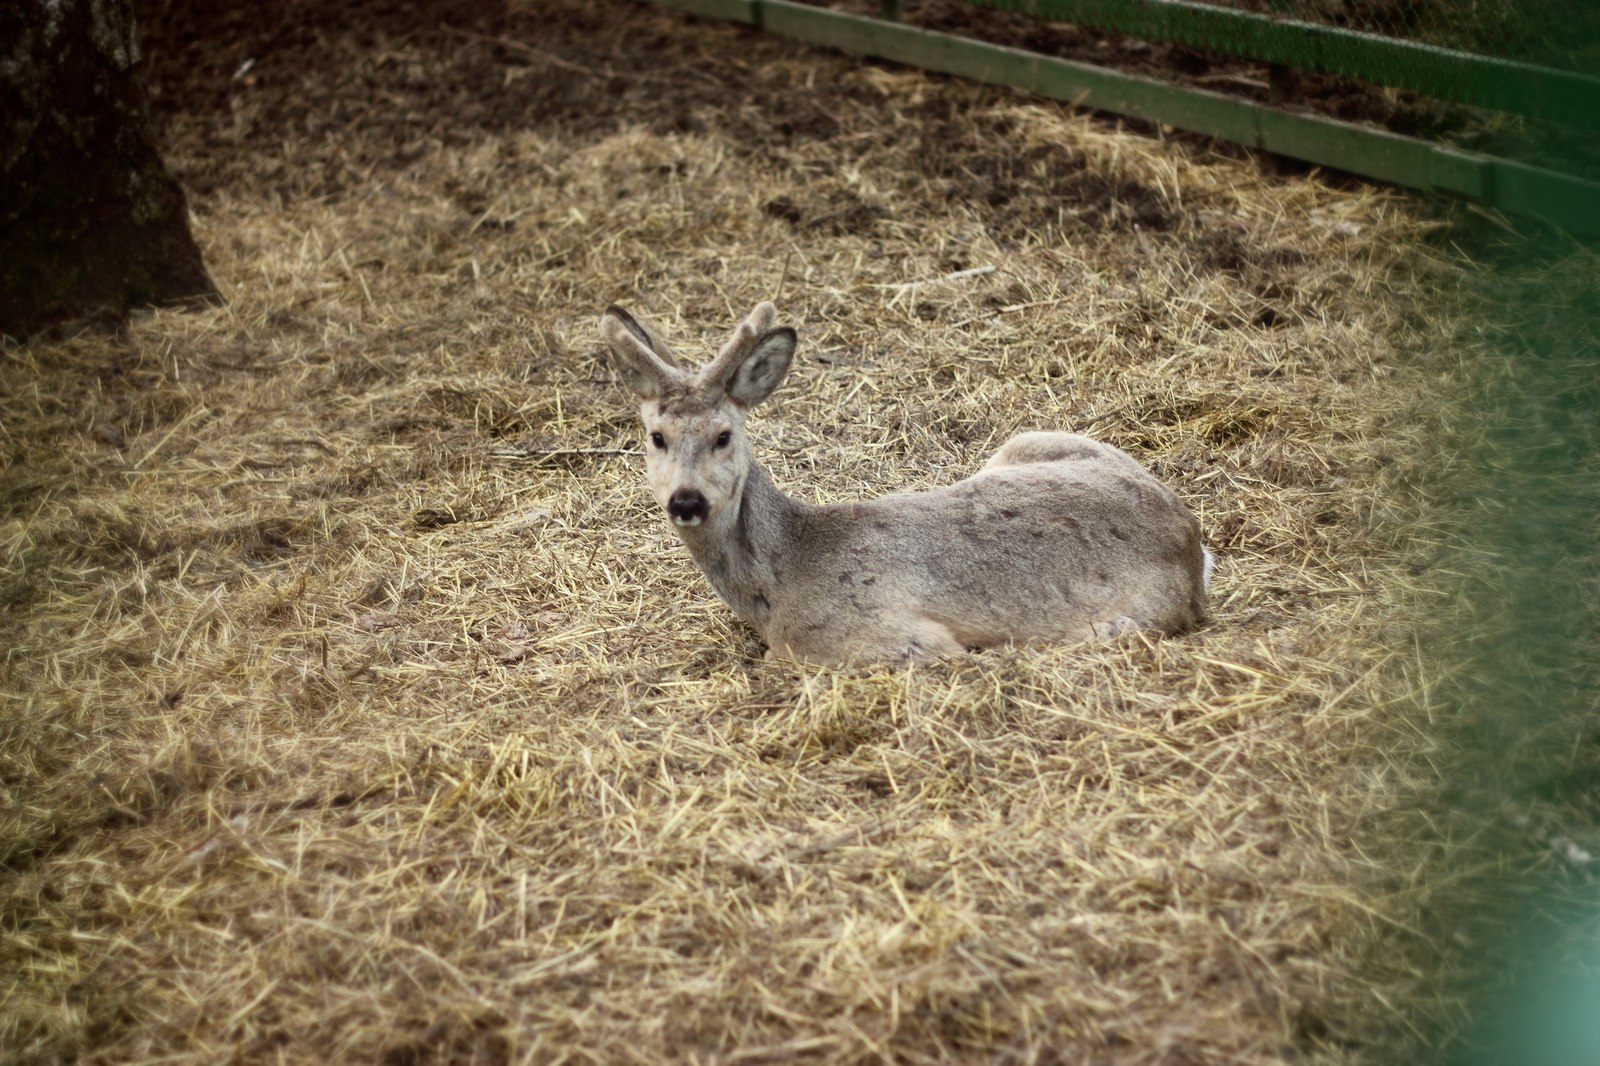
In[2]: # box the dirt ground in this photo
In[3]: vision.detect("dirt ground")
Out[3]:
[3,0,1597,1063]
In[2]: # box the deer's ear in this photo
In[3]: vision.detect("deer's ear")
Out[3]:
[602,307,680,399]
[603,304,680,367]
[725,328,795,408]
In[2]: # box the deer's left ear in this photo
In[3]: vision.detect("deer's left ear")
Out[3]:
[725,328,795,408]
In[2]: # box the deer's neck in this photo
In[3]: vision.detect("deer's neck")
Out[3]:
[675,461,804,637]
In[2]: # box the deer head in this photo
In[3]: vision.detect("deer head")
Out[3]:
[601,302,796,530]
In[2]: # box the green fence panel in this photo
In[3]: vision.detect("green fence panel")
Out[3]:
[955,0,1600,128]
[649,0,1600,237]
[662,0,1600,127]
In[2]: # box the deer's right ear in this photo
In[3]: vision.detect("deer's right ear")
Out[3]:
[602,306,679,400]
[603,305,680,366]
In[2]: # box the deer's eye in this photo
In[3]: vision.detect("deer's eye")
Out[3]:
[714,430,732,449]
[650,431,666,450]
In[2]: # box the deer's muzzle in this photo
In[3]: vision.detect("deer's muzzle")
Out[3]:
[668,489,709,526]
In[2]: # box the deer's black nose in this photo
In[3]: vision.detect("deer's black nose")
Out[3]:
[668,489,709,525]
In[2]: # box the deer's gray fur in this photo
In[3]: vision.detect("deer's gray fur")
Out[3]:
[602,301,1211,665]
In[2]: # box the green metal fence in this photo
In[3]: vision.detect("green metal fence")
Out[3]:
[1189,0,1600,72]
[960,0,1598,127]
[650,0,1600,237]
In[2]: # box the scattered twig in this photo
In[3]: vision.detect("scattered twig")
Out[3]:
[489,446,641,459]
[884,264,997,308]
[1073,406,1130,433]
[441,24,614,79]
[775,248,794,305]
[951,296,1072,329]
[440,24,722,88]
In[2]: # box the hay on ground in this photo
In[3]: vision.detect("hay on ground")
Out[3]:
[6,1,1592,1063]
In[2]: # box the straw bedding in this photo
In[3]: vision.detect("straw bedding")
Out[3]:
[3,1,1595,1062]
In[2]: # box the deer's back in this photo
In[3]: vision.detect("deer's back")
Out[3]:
[769,435,1206,655]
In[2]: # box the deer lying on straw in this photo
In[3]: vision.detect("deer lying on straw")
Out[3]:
[602,302,1211,665]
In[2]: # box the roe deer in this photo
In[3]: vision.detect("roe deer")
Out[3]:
[602,301,1211,665]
